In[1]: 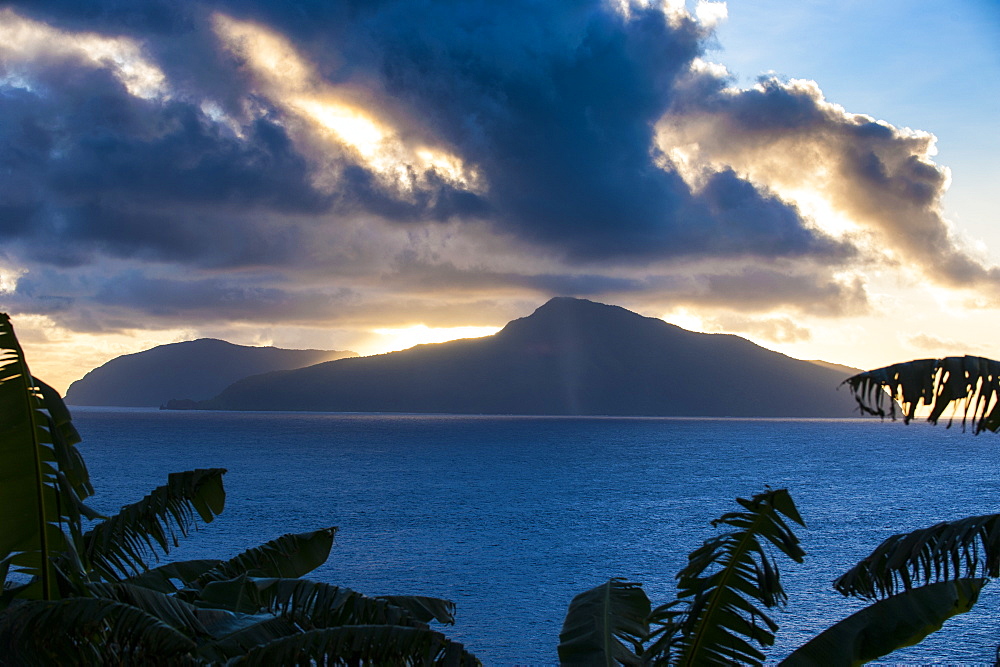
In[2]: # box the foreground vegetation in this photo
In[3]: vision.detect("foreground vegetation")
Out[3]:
[4,307,999,665]
[560,355,1000,665]
[0,313,478,665]
[559,488,992,665]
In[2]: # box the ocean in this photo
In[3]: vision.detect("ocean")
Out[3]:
[73,408,1000,665]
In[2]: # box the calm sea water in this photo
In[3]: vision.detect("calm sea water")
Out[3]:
[72,408,1000,665]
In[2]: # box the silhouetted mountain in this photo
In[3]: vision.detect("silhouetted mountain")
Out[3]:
[192,298,859,417]
[65,339,356,407]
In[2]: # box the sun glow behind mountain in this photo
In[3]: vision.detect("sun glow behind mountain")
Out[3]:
[366,325,502,355]
[0,0,996,396]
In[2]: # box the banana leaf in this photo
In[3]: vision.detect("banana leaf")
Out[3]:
[0,596,199,664]
[196,577,433,627]
[195,578,460,660]
[665,488,806,667]
[0,313,93,599]
[84,468,227,580]
[377,594,457,625]
[196,613,300,662]
[191,528,336,588]
[834,513,1000,599]
[843,356,1000,433]
[127,559,225,593]
[86,582,214,639]
[557,578,650,666]
[781,578,986,666]
[37,379,91,500]
[227,625,480,666]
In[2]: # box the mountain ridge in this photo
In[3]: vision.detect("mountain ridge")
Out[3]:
[65,338,357,407]
[190,298,860,417]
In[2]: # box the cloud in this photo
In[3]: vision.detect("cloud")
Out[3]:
[0,2,844,266]
[694,267,869,317]
[0,34,329,269]
[905,333,984,354]
[657,74,1000,289]
[337,0,851,262]
[5,268,353,330]
[0,0,994,359]
[704,314,812,345]
[0,7,168,99]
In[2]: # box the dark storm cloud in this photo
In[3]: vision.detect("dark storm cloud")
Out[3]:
[385,256,651,296]
[91,273,335,320]
[683,169,851,260]
[2,0,845,269]
[6,268,353,330]
[0,5,489,272]
[0,58,329,263]
[327,0,847,260]
[5,265,518,333]
[1,0,977,335]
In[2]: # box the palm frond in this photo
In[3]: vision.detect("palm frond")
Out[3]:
[37,379,92,500]
[195,613,300,663]
[643,599,685,663]
[191,528,336,588]
[781,578,986,666]
[194,578,466,661]
[557,577,650,666]
[0,596,199,665]
[86,582,213,639]
[663,488,806,667]
[196,577,432,627]
[834,513,1000,599]
[0,313,92,599]
[228,625,480,666]
[127,559,223,593]
[843,356,1000,433]
[83,468,226,580]
[377,595,457,625]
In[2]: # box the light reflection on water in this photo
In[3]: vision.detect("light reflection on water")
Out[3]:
[74,408,1000,665]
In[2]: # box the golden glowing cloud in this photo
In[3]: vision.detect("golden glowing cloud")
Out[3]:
[0,264,25,293]
[655,77,953,266]
[0,8,167,99]
[211,14,483,195]
[296,97,387,159]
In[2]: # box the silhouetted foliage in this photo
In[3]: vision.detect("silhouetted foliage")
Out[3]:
[561,490,989,664]
[0,313,478,665]
[843,355,1000,433]
[560,356,1000,665]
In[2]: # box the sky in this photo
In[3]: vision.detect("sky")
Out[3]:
[0,0,998,393]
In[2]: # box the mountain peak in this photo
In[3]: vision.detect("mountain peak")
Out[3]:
[499,296,678,345]
[194,298,857,417]
[532,296,634,317]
